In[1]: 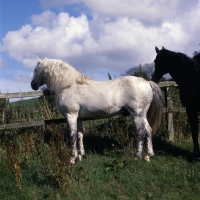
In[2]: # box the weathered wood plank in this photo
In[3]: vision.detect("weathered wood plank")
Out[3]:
[168,113,174,142]
[0,118,66,130]
[0,90,52,99]
[158,81,178,87]
[0,91,43,99]
[163,107,186,113]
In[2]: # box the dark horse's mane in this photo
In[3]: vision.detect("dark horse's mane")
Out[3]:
[163,49,197,73]
[159,49,200,108]
[193,53,200,64]
[181,52,199,74]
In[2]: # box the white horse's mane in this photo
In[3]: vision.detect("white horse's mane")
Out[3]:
[36,58,91,91]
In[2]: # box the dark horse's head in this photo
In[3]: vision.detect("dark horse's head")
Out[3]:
[152,46,196,84]
[152,46,170,83]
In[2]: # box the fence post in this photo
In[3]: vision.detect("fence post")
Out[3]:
[167,87,174,142]
[2,108,4,123]
[168,113,174,142]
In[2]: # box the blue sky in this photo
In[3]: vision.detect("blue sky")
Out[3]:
[1,0,200,93]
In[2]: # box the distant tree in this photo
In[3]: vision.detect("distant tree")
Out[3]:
[107,72,116,80]
[122,63,154,81]
[122,63,167,81]
[193,44,200,64]
[108,72,112,80]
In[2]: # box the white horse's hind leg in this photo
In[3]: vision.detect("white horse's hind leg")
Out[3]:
[132,116,146,159]
[144,124,154,162]
[132,116,154,161]
[146,127,154,157]
[77,132,85,160]
[77,120,85,161]
[135,129,145,159]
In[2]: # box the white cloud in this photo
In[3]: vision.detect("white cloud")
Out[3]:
[0,68,33,95]
[0,79,32,95]
[40,0,198,26]
[31,10,56,28]
[1,13,90,68]
[0,56,2,68]
[162,22,189,44]
[1,0,200,78]
[80,0,181,24]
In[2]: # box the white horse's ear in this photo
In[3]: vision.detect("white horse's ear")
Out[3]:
[37,56,42,62]
[155,46,160,54]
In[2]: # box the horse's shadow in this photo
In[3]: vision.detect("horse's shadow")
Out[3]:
[151,137,193,162]
[83,134,193,162]
[83,134,120,154]
[44,130,120,154]
[44,128,193,162]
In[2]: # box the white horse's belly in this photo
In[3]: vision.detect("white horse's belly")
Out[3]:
[78,106,128,119]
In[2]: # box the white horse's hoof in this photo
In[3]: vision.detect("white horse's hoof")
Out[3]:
[78,155,82,161]
[135,152,142,160]
[78,153,86,161]
[70,157,76,164]
[148,152,155,157]
[144,155,150,162]
[135,155,142,160]
[135,157,141,161]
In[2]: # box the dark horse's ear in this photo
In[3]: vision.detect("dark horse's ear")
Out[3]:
[162,46,165,50]
[155,46,160,54]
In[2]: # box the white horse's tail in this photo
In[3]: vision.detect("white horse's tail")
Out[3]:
[147,81,164,134]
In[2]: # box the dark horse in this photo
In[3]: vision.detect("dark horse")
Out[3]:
[152,46,200,163]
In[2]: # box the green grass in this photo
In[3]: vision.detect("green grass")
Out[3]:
[1,137,200,200]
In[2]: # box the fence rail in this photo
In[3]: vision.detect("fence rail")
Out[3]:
[0,81,181,142]
[0,90,51,99]
[0,119,66,130]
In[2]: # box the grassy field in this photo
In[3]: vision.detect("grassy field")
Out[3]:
[1,134,200,200]
[10,98,39,110]
[1,97,200,199]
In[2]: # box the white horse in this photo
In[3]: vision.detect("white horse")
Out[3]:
[31,58,163,163]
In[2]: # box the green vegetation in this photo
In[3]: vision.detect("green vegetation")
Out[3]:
[10,98,39,110]
[0,89,200,200]
[1,137,200,200]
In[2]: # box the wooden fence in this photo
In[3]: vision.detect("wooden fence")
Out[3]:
[0,81,184,142]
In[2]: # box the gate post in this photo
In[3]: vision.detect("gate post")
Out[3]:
[167,87,174,142]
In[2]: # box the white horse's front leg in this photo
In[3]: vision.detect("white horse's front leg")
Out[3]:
[77,120,85,161]
[77,132,85,160]
[66,114,78,164]
[70,135,78,164]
